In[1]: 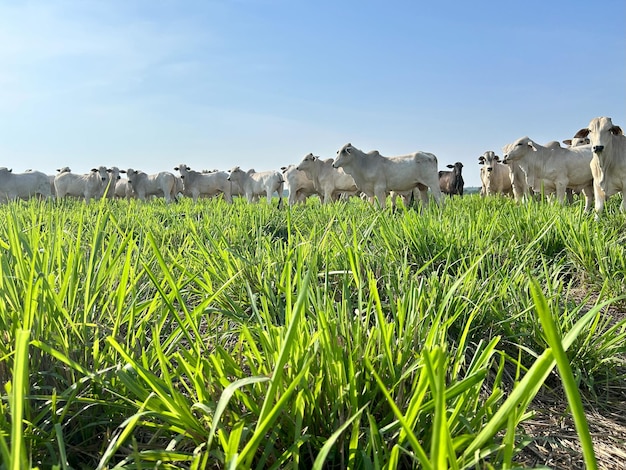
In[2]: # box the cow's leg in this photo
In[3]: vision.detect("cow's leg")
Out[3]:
[323,188,335,204]
[374,188,386,209]
[555,182,567,205]
[594,181,605,218]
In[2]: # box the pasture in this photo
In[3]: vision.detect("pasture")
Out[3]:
[0,194,625,469]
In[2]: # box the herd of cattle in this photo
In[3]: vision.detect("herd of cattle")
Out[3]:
[1,117,624,216]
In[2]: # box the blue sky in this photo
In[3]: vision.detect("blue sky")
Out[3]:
[1,0,624,188]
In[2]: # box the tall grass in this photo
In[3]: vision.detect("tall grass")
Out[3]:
[0,195,624,468]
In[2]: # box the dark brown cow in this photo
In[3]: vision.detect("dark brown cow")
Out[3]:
[438,162,464,196]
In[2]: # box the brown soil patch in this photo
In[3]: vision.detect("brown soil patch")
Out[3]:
[515,392,626,469]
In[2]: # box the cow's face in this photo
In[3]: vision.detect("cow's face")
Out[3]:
[227,167,243,182]
[502,137,533,164]
[333,143,354,168]
[479,151,500,172]
[92,167,109,181]
[448,162,463,176]
[126,169,138,185]
[576,117,623,155]
[296,153,316,172]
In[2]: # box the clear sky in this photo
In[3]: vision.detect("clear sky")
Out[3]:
[1,0,624,188]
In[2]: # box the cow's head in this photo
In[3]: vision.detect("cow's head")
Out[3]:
[563,137,590,147]
[227,166,242,182]
[479,151,500,172]
[333,143,355,168]
[107,167,121,180]
[447,162,463,175]
[502,137,533,164]
[124,169,138,185]
[575,117,623,154]
[91,166,109,181]
[174,164,191,179]
[296,153,317,172]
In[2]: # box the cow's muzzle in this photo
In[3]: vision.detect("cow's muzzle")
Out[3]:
[593,145,604,153]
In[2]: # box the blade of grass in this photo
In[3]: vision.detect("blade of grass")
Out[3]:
[530,279,597,470]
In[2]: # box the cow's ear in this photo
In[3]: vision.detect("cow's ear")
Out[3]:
[174,167,179,171]
[447,164,454,169]
[120,170,126,173]
[478,157,485,164]
[574,128,590,138]
[562,139,572,146]
[494,155,501,162]
[610,126,623,136]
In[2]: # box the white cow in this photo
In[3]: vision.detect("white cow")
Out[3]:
[332,143,443,208]
[296,154,358,204]
[281,165,317,205]
[54,166,110,203]
[104,166,122,199]
[227,167,284,206]
[478,151,513,197]
[574,117,626,216]
[0,168,52,202]
[49,166,71,197]
[114,178,134,199]
[501,137,594,211]
[122,169,178,203]
[174,164,232,203]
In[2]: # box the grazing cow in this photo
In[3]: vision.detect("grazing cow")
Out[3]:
[501,136,594,211]
[478,151,513,197]
[122,169,178,203]
[54,166,110,203]
[438,162,464,196]
[281,164,317,205]
[332,143,442,208]
[0,168,52,202]
[174,164,232,203]
[574,117,626,216]
[296,154,358,204]
[227,167,284,206]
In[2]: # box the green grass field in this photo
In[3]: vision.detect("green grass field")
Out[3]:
[0,194,625,469]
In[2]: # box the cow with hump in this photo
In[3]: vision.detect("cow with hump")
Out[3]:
[174,164,233,203]
[121,169,178,203]
[0,168,52,202]
[54,166,110,203]
[332,143,443,209]
[227,167,284,207]
[575,117,626,216]
[296,153,357,204]
[280,164,317,206]
[501,136,594,211]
